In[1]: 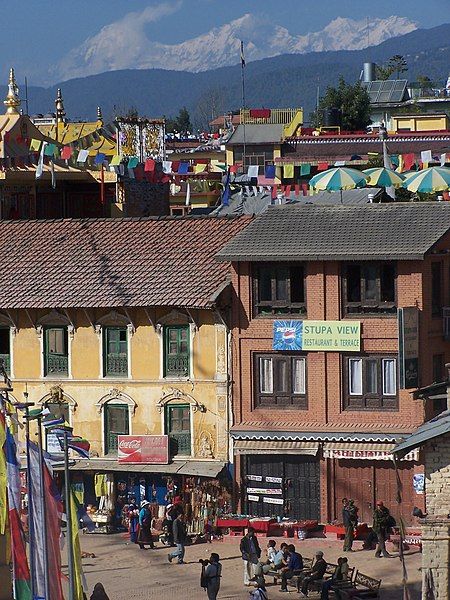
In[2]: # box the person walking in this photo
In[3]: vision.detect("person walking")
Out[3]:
[202,552,222,600]
[372,501,392,558]
[128,496,139,544]
[342,498,358,552]
[137,500,155,549]
[168,512,188,564]
[240,527,261,586]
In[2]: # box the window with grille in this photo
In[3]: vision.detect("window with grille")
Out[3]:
[164,325,190,377]
[44,327,68,376]
[0,327,10,375]
[343,262,396,315]
[345,356,398,410]
[104,403,129,455]
[253,263,306,316]
[165,404,191,456]
[254,353,307,408]
[103,327,128,376]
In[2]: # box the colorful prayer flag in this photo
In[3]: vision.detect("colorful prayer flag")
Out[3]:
[29,139,41,152]
[61,146,72,160]
[110,154,122,166]
[44,143,57,157]
[76,149,89,163]
[127,156,139,169]
[300,164,311,176]
[283,164,294,179]
[95,153,107,165]
[177,162,189,174]
[264,165,275,179]
[194,163,205,174]
[71,492,87,600]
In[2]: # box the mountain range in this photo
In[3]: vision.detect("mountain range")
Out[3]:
[6,23,450,126]
[53,14,417,81]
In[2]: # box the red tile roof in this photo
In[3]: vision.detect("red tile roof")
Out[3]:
[0,216,252,310]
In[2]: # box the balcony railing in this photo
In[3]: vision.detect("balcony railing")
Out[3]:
[105,353,128,376]
[0,354,10,375]
[166,355,189,377]
[240,108,303,125]
[45,354,68,376]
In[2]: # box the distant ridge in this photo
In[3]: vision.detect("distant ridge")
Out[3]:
[9,23,450,125]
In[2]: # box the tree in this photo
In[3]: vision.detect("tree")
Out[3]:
[375,55,408,80]
[311,77,372,131]
[417,75,433,95]
[175,107,192,135]
[193,86,228,131]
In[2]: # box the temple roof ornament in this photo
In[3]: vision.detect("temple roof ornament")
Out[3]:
[55,88,66,122]
[4,68,21,115]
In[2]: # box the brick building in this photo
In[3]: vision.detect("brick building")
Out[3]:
[216,202,450,525]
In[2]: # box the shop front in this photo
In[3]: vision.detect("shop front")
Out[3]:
[324,441,422,526]
[235,439,320,521]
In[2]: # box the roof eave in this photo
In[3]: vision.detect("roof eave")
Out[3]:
[216,254,426,262]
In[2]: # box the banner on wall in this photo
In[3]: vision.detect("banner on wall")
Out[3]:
[273,320,360,351]
[118,435,169,464]
[398,307,419,389]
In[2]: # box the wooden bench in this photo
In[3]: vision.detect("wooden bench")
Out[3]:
[333,570,381,599]
[266,556,313,585]
[305,564,355,595]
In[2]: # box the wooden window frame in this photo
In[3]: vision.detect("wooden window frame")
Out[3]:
[164,325,190,377]
[253,263,306,317]
[44,326,69,377]
[343,355,398,411]
[104,403,129,455]
[342,262,397,316]
[254,353,307,409]
[165,403,192,456]
[103,326,128,377]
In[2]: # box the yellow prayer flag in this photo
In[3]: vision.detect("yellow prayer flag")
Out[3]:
[194,163,206,173]
[398,155,404,173]
[283,164,294,178]
[29,139,41,151]
[70,492,86,600]
[110,155,122,166]
[422,162,429,169]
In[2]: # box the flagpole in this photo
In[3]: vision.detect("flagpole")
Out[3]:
[240,40,247,172]
[23,399,36,600]
[36,414,50,599]
[63,429,75,600]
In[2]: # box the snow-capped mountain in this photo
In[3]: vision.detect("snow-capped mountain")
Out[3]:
[54,12,417,82]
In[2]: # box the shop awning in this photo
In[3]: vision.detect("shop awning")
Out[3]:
[54,458,227,478]
[323,442,419,462]
[234,440,319,455]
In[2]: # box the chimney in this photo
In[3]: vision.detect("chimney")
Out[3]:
[363,62,376,83]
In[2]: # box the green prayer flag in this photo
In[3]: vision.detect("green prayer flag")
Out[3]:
[128,156,139,169]
[300,163,311,176]
[44,143,56,157]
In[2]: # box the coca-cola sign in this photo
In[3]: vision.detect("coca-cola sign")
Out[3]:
[118,435,169,464]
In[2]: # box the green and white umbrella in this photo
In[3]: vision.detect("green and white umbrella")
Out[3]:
[362,167,404,188]
[402,167,450,193]
[309,167,369,192]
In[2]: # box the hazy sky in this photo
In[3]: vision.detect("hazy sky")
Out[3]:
[2,0,448,84]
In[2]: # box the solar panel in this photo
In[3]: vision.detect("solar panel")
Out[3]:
[364,80,408,104]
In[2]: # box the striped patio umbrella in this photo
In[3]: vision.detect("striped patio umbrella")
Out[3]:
[402,167,450,193]
[362,167,405,188]
[309,167,369,191]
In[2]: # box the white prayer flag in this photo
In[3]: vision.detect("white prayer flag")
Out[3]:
[421,150,432,164]
[35,142,47,179]
[77,149,89,163]
[247,165,259,178]
[185,181,191,206]
[163,161,172,174]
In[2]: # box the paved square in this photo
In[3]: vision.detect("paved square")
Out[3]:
[64,533,422,599]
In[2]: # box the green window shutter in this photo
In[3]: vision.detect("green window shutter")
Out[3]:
[104,327,128,376]
[44,327,68,376]
[165,404,191,456]
[104,403,129,455]
[164,325,189,377]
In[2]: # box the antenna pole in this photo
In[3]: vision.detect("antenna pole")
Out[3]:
[240,40,247,171]
[24,77,29,115]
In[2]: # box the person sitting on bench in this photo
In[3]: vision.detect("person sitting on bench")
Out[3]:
[280,544,303,592]
[298,550,327,597]
[321,556,349,600]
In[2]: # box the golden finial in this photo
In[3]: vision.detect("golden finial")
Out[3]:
[97,106,103,124]
[55,88,66,122]
[4,68,21,115]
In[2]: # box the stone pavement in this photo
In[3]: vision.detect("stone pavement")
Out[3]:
[66,532,422,599]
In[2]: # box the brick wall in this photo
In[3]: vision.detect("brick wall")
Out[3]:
[421,434,450,599]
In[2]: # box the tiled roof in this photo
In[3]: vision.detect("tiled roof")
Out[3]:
[0,216,251,309]
[216,202,450,262]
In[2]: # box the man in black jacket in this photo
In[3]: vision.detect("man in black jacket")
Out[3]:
[342,498,358,552]
[168,513,188,564]
[298,550,327,597]
[240,527,261,586]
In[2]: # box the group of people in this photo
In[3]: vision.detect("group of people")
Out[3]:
[342,497,395,558]
[239,528,333,597]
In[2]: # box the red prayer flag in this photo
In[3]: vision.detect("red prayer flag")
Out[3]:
[271,186,278,199]
[285,185,292,197]
[144,158,155,172]
[61,146,72,159]
[294,184,300,197]
[403,153,415,171]
[229,164,238,173]
[301,182,308,196]
[317,162,329,171]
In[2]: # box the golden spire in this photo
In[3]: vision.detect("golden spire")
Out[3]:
[97,106,103,124]
[4,68,21,115]
[55,88,66,122]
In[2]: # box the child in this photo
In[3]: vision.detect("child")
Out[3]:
[250,576,269,600]
[266,540,277,563]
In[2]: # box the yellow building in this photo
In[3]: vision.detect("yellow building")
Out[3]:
[0,215,251,528]
[391,113,449,133]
